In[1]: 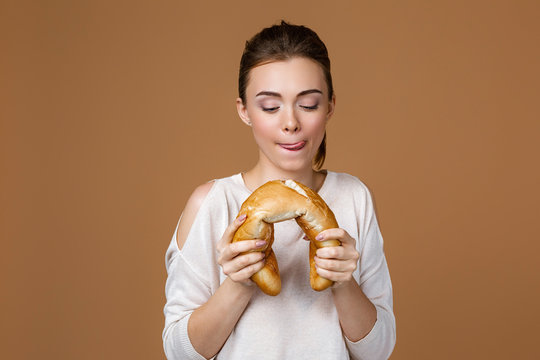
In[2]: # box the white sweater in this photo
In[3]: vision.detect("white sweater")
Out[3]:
[162,171,396,359]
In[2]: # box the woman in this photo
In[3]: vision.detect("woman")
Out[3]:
[163,21,396,360]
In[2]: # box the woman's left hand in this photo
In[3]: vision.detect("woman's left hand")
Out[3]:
[306,228,360,288]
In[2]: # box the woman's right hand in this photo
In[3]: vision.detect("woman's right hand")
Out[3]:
[187,214,268,359]
[216,214,267,286]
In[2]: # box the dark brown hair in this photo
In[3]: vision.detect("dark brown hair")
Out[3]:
[238,20,333,170]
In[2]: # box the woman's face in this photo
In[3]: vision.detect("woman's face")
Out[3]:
[237,57,335,173]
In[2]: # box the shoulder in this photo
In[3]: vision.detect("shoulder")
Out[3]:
[326,171,377,215]
[329,171,371,196]
[174,173,244,250]
[175,181,216,250]
[183,172,241,214]
[188,181,216,209]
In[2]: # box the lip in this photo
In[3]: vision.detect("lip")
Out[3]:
[279,141,306,151]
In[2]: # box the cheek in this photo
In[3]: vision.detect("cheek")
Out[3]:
[251,120,276,142]
[306,118,327,152]
[305,115,327,137]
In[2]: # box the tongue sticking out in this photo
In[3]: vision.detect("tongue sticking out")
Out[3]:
[280,141,305,150]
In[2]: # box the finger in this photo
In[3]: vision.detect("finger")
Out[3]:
[229,259,266,283]
[314,256,358,273]
[316,246,360,262]
[315,264,354,283]
[223,252,266,279]
[315,228,355,246]
[218,214,247,248]
[218,239,267,264]
[315,245,345,259]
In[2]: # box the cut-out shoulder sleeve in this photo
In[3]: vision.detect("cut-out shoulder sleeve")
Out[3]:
[176,181,215,251]
[163,172,395,359]
[163,179,223,360]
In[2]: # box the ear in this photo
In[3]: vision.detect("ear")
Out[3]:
[326,94,336,121]
[236,98,251,126]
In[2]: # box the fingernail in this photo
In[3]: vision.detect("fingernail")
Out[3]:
[255,240,266,247]
[237,214,247,222]
[315,234,323,241]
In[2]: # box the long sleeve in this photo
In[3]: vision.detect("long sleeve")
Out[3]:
[162,172,395,360]
[344,181,396,360]
[162,224,212,360]
[162,180,232,360]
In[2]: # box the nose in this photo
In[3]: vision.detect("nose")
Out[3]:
[282,108,300,133]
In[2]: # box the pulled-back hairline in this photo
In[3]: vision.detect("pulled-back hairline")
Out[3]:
[240,56,331,104]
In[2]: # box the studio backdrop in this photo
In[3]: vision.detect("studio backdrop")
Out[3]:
[2,1,539,359]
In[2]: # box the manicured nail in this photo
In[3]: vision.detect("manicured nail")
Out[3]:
[315,234,324,241]
[237,214,247,222]
[255,240,266,247]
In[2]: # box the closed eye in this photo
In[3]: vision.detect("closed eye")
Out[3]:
[300,105,318,110]
[262,106,280,112]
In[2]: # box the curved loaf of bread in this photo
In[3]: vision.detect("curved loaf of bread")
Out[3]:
[232,179,340,296]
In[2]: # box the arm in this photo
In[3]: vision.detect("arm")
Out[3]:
[188,277,254,358]
[163,183,266,360]
[313,199,396,359]
[188,214,267,359]
[313,229,377,341]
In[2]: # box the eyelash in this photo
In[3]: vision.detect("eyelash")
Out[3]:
[261,105,318,112]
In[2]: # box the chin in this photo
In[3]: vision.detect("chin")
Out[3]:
[259,148,315,173]
[274,159,313,173]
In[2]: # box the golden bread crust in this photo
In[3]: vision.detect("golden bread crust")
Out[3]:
[232,180,340,295]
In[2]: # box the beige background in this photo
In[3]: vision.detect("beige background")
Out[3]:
[2,1,539,359]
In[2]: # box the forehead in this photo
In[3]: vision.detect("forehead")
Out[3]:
[246,57,327,96]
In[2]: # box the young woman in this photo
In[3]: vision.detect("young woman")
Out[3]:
[163,21,396,360]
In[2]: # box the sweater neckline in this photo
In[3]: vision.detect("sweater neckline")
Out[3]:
[233,171,334,199]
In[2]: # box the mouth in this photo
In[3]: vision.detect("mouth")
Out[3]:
[279,141,306,151]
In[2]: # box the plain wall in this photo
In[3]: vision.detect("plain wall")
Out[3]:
[2,1,539,359]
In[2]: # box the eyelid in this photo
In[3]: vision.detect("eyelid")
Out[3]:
[258,97,281,112]
[262,106,280,112]
[300,104,319,110]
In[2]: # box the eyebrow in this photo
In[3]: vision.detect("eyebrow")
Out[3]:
[255,89,323,97]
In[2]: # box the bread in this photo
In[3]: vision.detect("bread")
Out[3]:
[232,179,340,295]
